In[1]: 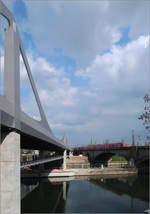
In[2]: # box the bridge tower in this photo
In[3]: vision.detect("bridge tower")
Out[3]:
[0,2,21,212]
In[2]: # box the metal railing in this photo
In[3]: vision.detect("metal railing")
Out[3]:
[21,155,63,169]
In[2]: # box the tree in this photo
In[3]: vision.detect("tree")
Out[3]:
[138,94,150,143]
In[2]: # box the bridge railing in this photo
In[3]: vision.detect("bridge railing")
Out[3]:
[21,155,63,169]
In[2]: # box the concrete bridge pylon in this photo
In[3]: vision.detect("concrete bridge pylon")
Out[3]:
[0,129,20,214]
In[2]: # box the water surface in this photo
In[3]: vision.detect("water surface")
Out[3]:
[21,175,149,213]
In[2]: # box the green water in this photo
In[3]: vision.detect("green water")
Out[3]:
[21,175,149,213]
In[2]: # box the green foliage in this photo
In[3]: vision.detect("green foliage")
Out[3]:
[111,155,126,162]
[139,94,150,142]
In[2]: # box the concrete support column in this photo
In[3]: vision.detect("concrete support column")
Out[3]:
[63,181,66,201]
[38,150,49,170]
[128,158,135,168]
[0,131,20,214]
[69,151,73,159]
[39,150,48,159]
[63,150,67,170]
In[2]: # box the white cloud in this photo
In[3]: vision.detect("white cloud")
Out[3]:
[20,51,80,122]
[15,0,149,68]
[19,33,149,145]
[3,0,149,145]
[76,35,149,92]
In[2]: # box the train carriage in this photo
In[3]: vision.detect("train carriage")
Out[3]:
[74,142,125,151]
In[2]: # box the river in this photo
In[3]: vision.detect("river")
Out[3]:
[21,174,149,213]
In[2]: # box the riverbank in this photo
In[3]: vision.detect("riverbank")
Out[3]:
[67,167,137,176]
[21,167,137,178]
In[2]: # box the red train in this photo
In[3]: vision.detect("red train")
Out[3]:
[74,142,125,151]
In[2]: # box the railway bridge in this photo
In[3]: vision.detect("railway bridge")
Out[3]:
[0,1,70,213]
[73,145,149,170]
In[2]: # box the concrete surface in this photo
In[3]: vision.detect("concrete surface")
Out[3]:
[0,131,20,214]
[70,168,138,176]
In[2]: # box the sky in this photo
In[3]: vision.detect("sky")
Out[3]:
[1,0,150,146]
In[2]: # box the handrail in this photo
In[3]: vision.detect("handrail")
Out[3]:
[21,155,63,169]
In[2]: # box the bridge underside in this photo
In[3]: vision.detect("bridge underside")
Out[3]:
[94,152,115,162]
[1,124,64,152]
[21,133,64,151]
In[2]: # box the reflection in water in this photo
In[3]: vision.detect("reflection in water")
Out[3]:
[90,175,149,202]
[21,178,39,200]
[21,175,149,213]
[21,178,69,213]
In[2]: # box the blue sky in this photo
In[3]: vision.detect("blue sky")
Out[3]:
[2,0,150,146]
[13,0,27,19]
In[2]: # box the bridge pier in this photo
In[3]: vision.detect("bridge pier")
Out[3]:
[63,150,67,170]
[38,150,49,170]
[128,158,135,168]
[63,181,67,200]
[0,131,20,214]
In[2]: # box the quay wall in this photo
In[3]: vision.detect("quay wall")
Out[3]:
[70,168,137,176]
[21,167,138,178]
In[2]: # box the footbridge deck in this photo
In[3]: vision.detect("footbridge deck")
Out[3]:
[21,156,63,169]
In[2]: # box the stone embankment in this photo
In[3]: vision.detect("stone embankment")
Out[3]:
[68,167,137,176]
[40,167,137,177]
[21,167,137,178]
